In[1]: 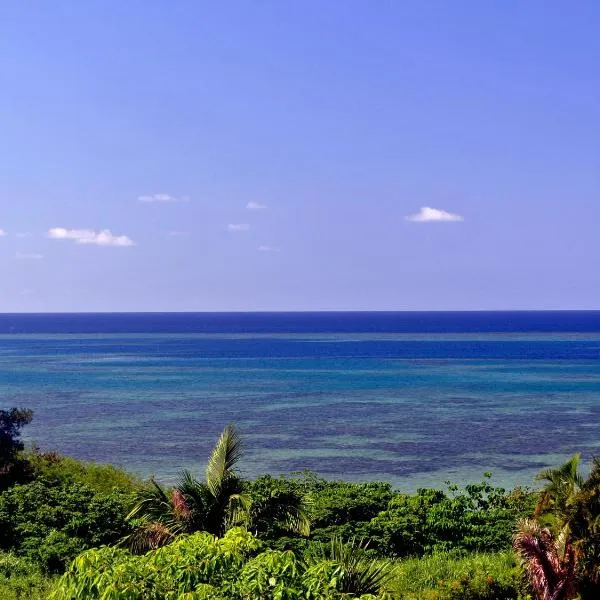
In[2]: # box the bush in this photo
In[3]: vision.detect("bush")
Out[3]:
[367,479,536,557]
[246,473,393,550]
[25,450,143,494]
[54,528,393,599]
[0,479,133,572]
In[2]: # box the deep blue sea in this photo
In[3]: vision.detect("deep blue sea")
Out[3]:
[1,311,600,491]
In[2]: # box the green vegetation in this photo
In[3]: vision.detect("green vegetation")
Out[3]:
[25,450,143,494]
[125,425,309,552]
[389,551,525,599]
[0,479,133,573]
[0,552,54,600]
[0,408,33,491]
[54,527,395,600]
[513,454,600,599]
[1,407,599,599]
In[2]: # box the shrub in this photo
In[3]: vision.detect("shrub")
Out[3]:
[54,528,393,599]
[368,479,536,557]
[25,450,143,494]
[0,479,133,572]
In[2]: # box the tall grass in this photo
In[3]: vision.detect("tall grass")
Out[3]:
[388,551,528,599]
[0,552,54,600]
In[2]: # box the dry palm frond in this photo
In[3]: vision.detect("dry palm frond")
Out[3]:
[172,488,191,520]
[123,522,176,553]
[513,519,576,600]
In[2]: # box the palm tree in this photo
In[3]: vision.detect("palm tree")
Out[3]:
[125,425,309,551]
[535,454,584,533]
[519,455,600,599]
[568,458,600,596]
[513,519,576,600]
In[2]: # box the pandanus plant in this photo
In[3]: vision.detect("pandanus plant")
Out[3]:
[125,425,309,552]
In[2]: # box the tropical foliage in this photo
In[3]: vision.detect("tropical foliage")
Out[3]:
[388,550,526,599]
[4,406,600,600]
[126,425,310,552]
[0,479,132,573]
[53,527,395,600]
[0,552,54,600]
[514,454,600,599]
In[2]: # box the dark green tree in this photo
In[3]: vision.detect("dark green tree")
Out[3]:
[0,407,33,490]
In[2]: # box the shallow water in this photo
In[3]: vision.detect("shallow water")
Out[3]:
[1,315,599,492]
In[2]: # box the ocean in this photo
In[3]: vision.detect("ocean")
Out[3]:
[1,311,600,491]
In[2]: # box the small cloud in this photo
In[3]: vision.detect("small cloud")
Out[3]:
[168,231,191,237]
[48,228,135,247]
[0,229,6,237]
[247,201,267,210]
[405,207,464,222]
[258,245,280,252]
[227,224,250,232]
[138,193,189,203]
[15,232,32,238]
[16,252,44,260]
[20,289,34,297]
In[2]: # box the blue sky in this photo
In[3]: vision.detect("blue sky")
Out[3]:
[1,1,599,311]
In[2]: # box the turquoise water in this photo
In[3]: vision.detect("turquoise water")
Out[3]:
[1,323,599,491]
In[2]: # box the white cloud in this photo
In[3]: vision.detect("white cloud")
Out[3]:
[405,207,464,222]
[16,252,44,260]
[48,228,136,247]
[138,193,189,203]
[258,245,280,252]
[168,231,191,237]
[15,232,32,238]
[227,224,250,232]
[0,229,6,237]
[247,201,267,210]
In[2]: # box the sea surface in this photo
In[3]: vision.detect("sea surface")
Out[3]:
[1,311,600,491]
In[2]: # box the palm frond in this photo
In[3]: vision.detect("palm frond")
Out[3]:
[206,424,243,498]
[126,479,173,522]
[226,492,252,530]
[122,522,176,553]
[513,519,576,600]
[536,454,584,490]
[277,504,311,537]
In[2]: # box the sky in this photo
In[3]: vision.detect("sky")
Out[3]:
[1,1,599,312]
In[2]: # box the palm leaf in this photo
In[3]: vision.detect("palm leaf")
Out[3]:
[513,519,576,600]
[226,492,252,530]
[205,424,243,498]
[122,522,176,553]
[126,479,173,522]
